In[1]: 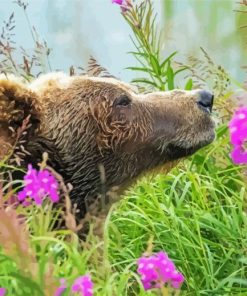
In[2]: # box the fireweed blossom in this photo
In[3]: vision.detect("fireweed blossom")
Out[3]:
[18,164,59,206]
[112,0,123,4]
[229,106,247,164]
[137,251,184,290]
[71,275,93,296]
[112,0,132,13]
[0,288,6,296]
[54,279,67,296]
[54,275,93,296]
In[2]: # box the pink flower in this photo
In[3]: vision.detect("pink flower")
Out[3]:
[18,164,59,206]
[54,279,67,296]
[112,0,123,4]
[230,145,247,164]
[229,106,247,164]
[71,275,93,296]
[137,251,184,290]
[112,0,132,13]
[0,288,6,296]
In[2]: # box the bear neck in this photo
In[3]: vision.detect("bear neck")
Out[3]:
[26,130,167,217]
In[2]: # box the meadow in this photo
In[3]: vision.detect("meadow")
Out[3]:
[0,0,247,295]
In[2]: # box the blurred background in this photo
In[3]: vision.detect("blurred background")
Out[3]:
[0,0,246,82]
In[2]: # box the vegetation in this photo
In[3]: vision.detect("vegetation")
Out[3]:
[0,0,247,295]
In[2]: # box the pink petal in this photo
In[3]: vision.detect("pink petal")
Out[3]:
[54,279,67,296]
[230,145,247,164]
[112,0,123,4]
[17,189,27,201]
[54,286,66,296]
[18,164,60,206]
[49,190,60,203]
[229,107,247,146]
[71,275,93,296]
[137,251,185,291]
[171,272,185,288]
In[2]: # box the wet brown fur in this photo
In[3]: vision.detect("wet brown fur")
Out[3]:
[0,73,215,217]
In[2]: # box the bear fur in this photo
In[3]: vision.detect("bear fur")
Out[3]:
[0,73,215,217]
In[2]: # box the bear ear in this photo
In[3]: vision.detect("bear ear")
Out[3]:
[0,78,42,160]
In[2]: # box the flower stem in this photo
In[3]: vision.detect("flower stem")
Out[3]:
[161,286,169,296]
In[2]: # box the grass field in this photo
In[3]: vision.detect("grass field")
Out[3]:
[0,123,246,295]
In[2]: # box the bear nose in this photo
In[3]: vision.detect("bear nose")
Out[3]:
[197,90,214,113]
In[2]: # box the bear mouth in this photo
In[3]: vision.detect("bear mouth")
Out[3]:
[165,128,215,161]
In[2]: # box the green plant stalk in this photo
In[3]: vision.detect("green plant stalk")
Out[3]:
[123,0,191,91]
[123,0,164,89]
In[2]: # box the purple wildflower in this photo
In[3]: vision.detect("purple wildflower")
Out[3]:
[54,279,67,296]
[137,251,184,290]
[229,106,247,164]
[112,0,123,4]
[18,164,59,206]
[112,0,132,13]
[0,288,6,296]
[71,275,93,296]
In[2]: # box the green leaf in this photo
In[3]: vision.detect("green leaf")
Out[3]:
[125,66,154,74]
[131,78,158,88]
[174,66,189,76]
[149,54,161,75]
[127,51,149,58]
[166,62,175,90]
[160,51,177,69]
[9,272,44,295]
[216,124,228,138]
[185,78,193,90]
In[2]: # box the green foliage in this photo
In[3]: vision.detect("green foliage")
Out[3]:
[1,124,246,295]
[107,125,247,295]
[124,0,190,91]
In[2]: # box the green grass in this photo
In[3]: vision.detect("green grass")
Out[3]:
[107,125,247,295]
[0,124,247,296]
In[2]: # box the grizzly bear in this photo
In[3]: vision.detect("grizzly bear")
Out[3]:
[0,73,215,217]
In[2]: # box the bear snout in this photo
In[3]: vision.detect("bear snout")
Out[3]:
[196,90,214,114]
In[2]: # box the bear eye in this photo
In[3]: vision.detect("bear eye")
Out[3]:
[114,95,131,107]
